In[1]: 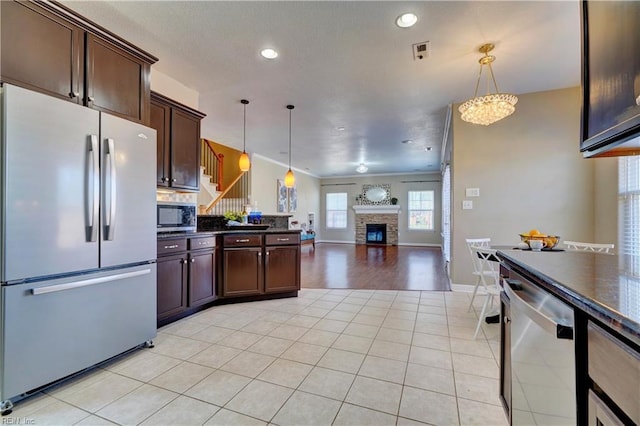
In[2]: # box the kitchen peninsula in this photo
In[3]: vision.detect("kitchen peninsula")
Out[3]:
[498,249,640,425]
[157,223,301,327]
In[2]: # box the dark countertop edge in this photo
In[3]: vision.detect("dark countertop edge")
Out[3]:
[157,229,301,240]
[498,250,640,347]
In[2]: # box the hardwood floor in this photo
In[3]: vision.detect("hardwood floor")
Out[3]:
[300,243,450,291]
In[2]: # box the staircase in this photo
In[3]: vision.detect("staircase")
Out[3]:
[197,166,222,211]
[199,138,251,215]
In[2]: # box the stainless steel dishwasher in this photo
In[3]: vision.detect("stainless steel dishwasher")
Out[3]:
[504,278,576,425]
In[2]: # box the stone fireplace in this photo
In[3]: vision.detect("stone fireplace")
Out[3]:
[353,205,400,245]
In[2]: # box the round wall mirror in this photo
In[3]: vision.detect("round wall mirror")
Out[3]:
[365,186,388,202]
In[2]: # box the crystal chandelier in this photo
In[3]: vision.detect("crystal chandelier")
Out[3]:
[458,43,518,126]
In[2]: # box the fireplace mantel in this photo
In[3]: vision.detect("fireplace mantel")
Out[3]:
[352,205,401,215]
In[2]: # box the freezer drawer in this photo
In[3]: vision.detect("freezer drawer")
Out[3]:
[0,264,156,401]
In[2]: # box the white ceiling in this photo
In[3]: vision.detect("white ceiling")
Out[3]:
[63,1,581,178]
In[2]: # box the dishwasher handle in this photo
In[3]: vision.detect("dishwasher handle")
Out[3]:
[504,279,574,340]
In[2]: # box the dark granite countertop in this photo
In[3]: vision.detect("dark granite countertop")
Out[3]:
[157,228,300,240]
[498,249,640,346]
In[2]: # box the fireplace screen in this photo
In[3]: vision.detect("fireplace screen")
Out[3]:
[366,224,387,244]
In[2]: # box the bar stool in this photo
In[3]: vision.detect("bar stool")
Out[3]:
[470,246,501,339]
[563,241,614,253]
[465,238,492,312]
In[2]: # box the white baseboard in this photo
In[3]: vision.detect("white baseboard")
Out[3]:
[397,243,442,248]
[315,240,355,244]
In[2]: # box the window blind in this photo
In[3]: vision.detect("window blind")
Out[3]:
[618,156,640,322]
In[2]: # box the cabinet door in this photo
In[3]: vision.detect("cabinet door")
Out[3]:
[85,33,150,123]
[222,248,262,297]
[188,249,216,307]
[265,246,300,293]
[171,108,201,191]
[157,254,188,321]
[150,97,171,186]
[499,291,511,422]
[1,0,83,103]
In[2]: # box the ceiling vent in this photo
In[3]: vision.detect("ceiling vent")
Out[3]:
[412,41,430,61]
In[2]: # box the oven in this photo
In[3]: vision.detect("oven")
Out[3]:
[157,201,196,232]
[504,277,576,425]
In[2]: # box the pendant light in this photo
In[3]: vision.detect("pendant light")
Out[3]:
[238,99,251,172]
[284,105,295,188]
[458,43,518,126]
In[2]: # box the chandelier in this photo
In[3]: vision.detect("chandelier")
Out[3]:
[458,43,518,126]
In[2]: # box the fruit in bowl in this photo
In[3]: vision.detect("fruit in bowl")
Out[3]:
[519,229,560,249]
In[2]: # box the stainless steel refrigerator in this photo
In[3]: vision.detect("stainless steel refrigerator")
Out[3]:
[0,84,157,412]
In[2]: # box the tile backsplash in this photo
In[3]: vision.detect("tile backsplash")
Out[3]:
[156,191,197,204]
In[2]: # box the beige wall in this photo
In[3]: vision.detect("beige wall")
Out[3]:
[150,69,200,109]
[250,154,321,230]
[320,174,442,246]
[451,87,596,285]
[594,157,618,246]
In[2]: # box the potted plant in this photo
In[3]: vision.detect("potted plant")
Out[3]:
[390,197,398,205]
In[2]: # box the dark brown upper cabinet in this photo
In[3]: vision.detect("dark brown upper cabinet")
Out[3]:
[151,92,206,191]
[0,0,157,124]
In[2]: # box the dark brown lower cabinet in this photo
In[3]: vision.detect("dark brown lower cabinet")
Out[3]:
[265,246,300,293]
[219,233,300,299]
[222,248,263,297]
[499,290,511,422]
[157,252,188,321]
[189,249,216,307]
[156,236,216,325]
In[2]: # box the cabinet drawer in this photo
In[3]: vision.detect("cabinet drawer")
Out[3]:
[157,238,187,256]
[265,234,300,246]
[223,234,262,247]
[189,236,216,250]
[588,321,640,424]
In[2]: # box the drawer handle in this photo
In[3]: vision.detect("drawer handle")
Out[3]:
[236,239,250,243]
[198,241,209,245]
[277,238,290,242]
[164,244,179,249]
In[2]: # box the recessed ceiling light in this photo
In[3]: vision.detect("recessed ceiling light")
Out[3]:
[260,48,278,59]
[356,163,368,173]
[425,146,432,151]
[336,126,345,131]
[401,140,413,144]
[396,13,418,28]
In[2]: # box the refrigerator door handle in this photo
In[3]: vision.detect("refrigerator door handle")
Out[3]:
[104,138,117,241]
[87,135,99,242]
[31,269,151,295]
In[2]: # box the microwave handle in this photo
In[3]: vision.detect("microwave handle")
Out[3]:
[504,279,573,340]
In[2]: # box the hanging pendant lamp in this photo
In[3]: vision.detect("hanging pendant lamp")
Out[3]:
[238,99,251,172]
[284,105,295,188]
[458,43,518,126]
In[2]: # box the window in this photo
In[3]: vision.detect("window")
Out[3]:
[326,192,347,229]
[408,190,434,230]
[618,156,640,322]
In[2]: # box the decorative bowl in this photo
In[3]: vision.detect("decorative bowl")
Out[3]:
[519,234,561,250]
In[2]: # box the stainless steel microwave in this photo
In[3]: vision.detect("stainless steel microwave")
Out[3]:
[157,201,197,232]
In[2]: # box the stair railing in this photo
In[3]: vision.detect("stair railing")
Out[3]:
[203,171,250,214]
[201,138,223,191]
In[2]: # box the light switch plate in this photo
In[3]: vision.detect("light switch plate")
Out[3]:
[466,188,480,197]
[462,200,473,210]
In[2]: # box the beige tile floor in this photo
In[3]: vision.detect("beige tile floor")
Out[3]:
[6,289,507,425]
